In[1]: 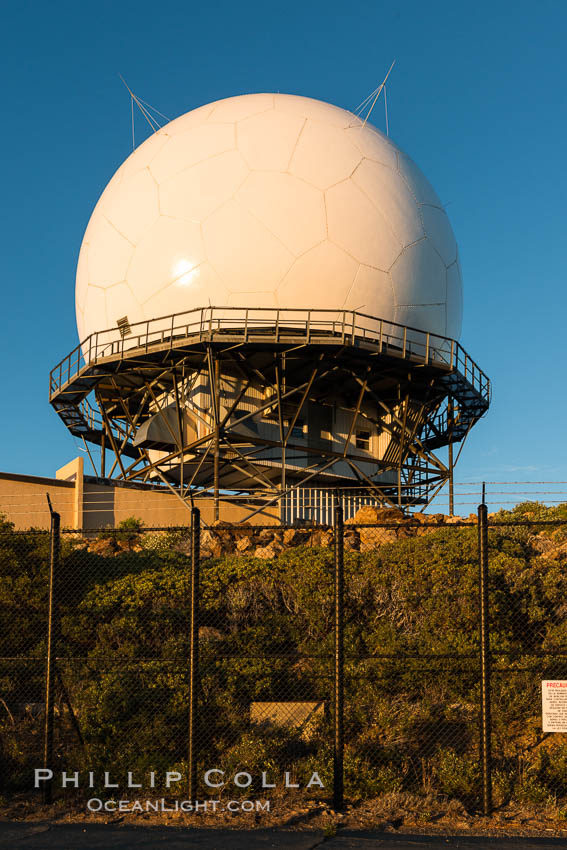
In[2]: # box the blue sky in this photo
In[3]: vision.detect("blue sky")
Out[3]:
[1,0,566,512]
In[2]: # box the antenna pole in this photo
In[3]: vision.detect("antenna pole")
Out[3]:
[119,74,164,141]
[131,97,135,151]
[361,60,396,129]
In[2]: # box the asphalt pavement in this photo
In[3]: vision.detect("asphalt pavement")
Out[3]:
[2,824,567,850]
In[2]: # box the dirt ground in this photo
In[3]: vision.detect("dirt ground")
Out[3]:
[5,792,567,840]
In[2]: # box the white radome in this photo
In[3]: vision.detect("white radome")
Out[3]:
[76,93,462,343]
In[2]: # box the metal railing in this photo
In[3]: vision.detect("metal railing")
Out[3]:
[49,307,490,402]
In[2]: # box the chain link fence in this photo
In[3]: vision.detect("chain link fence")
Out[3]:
[486,516,567,810]
[1,506,567,817]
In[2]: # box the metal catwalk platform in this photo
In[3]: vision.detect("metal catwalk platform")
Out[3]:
[49,307,490,520]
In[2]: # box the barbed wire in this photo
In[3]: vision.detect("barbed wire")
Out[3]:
[0,481,567,496]
[2,480,567,495]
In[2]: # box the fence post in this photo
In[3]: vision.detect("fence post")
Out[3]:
[188,507,200,799]
[333,497,344,810]
[43,502,60,805]
[478,502,493,815]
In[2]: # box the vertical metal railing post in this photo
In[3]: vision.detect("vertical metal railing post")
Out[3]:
[188,507,201,800]
[333,496,345,811]
[478,501,493,815]
[43,498,60,805]
[213,356,220,523]
[448,398,455,517]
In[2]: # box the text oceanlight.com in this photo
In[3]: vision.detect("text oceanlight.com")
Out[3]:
[86,799,271,813]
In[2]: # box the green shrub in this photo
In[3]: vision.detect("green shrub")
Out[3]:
[2,503,567,805]
[435,748,480,805]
